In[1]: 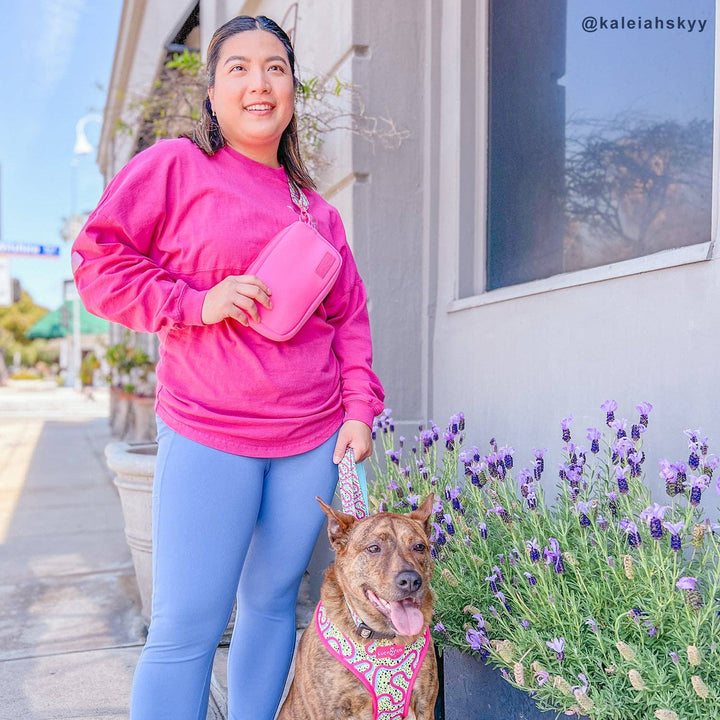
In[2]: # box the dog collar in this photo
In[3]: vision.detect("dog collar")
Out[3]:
[316,602,430,720]
[344,599,396,640]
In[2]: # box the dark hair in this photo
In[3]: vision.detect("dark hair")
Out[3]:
[190,15,315,190]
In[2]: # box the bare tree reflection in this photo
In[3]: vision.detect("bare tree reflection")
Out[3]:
[564,117,712,271]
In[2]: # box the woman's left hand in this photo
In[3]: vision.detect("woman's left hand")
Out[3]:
[333,420,373,464]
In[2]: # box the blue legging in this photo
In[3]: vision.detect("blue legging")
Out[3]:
[130,420,340,720]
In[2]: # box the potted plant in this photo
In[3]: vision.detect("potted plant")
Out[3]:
[105,336,157,442]
[368,404,720,720]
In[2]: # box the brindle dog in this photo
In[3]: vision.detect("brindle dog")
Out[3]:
[278,494,438,720]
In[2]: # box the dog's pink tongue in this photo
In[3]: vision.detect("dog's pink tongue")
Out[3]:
[389,600,424,636]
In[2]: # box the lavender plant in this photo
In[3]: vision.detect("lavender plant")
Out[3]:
[368,404,720,720]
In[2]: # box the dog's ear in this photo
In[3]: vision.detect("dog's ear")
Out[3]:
[316,496,357,550]
[409,493,435,537]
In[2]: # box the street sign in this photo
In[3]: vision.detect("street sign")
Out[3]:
[0,242,61,257]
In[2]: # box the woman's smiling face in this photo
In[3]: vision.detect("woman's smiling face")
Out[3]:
[208,29,295,167]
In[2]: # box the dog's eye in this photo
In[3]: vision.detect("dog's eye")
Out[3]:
[366,544,381,554]
[412,543,427,553]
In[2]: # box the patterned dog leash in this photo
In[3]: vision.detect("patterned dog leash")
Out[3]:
[338,448,368,518]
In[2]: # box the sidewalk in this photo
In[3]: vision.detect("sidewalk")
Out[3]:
[0,382,310,720]
[0,384,144,720]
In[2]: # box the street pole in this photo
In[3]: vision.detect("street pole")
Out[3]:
[67,114,102,392]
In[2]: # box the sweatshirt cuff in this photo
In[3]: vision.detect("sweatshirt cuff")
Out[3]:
[343,400,380,429]
[178,285,207,326]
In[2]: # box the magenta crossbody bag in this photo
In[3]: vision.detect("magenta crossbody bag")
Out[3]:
[245,181,342,342]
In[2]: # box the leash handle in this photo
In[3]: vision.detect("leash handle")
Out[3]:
[338,448,368,518]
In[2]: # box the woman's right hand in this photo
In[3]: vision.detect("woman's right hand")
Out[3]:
[201,275,272,326]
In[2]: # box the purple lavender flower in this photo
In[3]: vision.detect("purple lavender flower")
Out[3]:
[407,494,420,511]
[445,484,463,511]
[676,576,698,591]
[639,503,670,540]
[544,538,565,574]
[495,591,511,613]
[687,474,709,506]
[560,416,573,443]
[488,504,512,525]
[596,514,608,531]
[585,618,598,633]
[610,418,628,440]
[431,522,446,546]
[606,491,618,517]
[576,500,593,527]
[546,636,566,662]
[523,571,537,586]
[464,459,487,486]
[636,402,653,427]
[433,622,445,633]
[616,466,630,494]
[660,459,684,497]
[485,452,500,479]
[612,437,635,464]
[443,430,455,451]
[536,670,550,686]
[520,619,530,629]
[485,573,498,594]
[669,651,679,664]
[533,448,546,478]
[601,399,618,426]
[526,538,541,563]
[419,428,434,450]
[587,427,601,454]
[443,513,455,536]
[619,518,642,547]
[703,453,719,479]
[689,450,701,470]
[450,412,465,434]
[518,469,532,491]
[525,487,537,510]
[489,605,499,619]
[631,424,641,441]
[478,522,488,540]
[674,461,688,485]
[663,521,684,552]
[466,628,489,657]
[500,445,514,469]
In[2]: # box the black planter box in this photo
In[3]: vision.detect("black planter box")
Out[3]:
[439,647,577,720]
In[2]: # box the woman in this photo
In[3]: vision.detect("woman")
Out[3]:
[72,15,384,720]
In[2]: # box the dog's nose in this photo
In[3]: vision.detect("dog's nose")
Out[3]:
[396,570,422,592]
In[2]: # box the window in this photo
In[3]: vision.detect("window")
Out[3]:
[485,0,716,291]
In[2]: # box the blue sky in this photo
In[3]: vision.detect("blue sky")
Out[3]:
[0,0,122,310]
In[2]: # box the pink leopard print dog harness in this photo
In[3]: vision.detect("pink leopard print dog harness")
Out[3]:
[315,602,430,720]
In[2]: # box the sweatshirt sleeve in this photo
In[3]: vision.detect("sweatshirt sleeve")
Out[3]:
[323,210,385,428]
[71,145,206,333]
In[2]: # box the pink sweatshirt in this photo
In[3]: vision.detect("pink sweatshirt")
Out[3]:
[72,138,384,457]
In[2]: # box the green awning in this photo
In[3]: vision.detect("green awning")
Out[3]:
[25,301,109,339]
